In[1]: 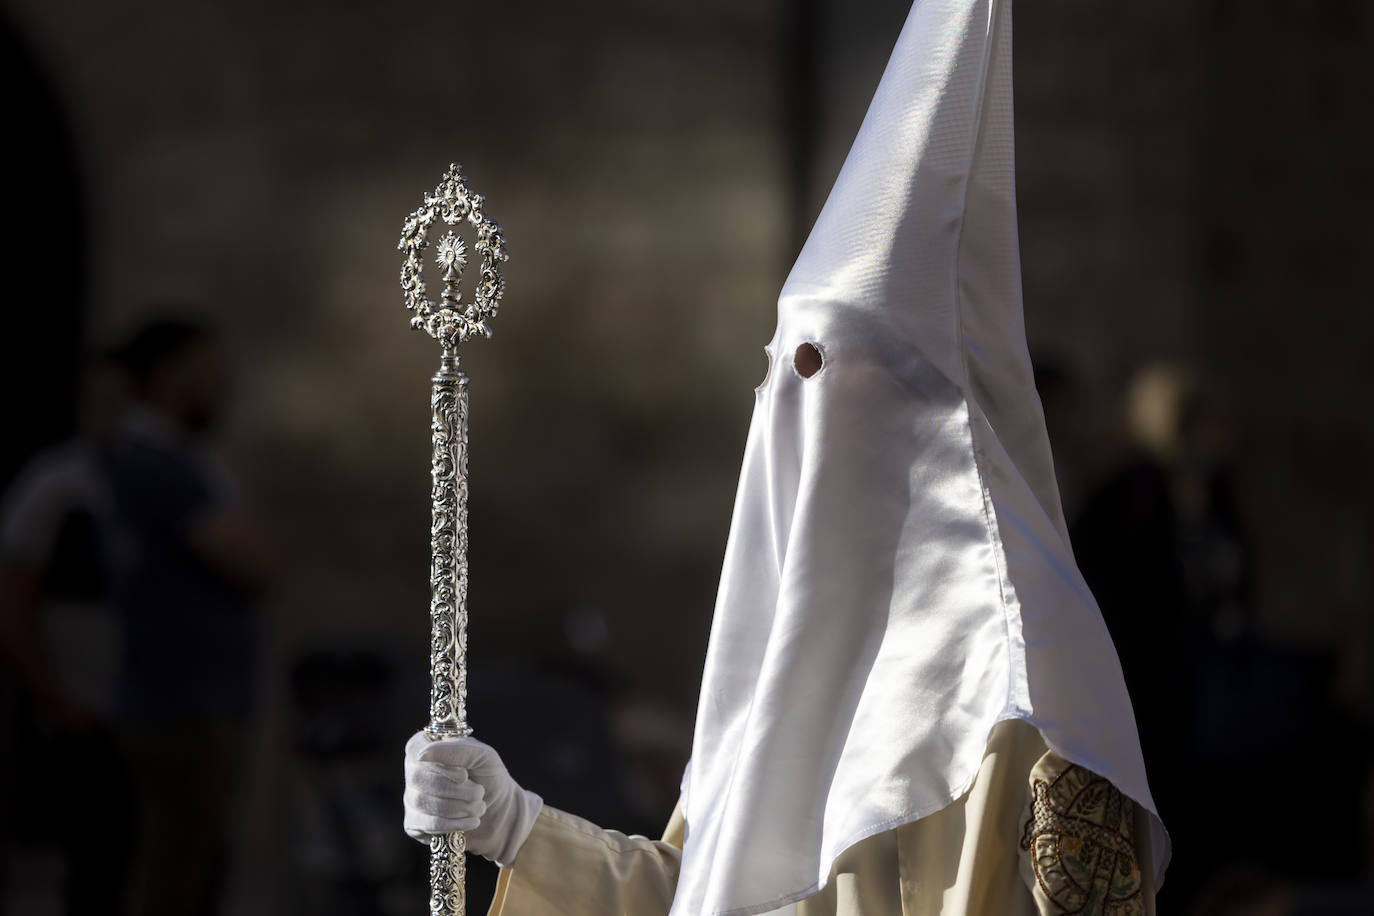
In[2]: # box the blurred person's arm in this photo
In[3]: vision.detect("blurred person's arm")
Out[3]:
[0,561,96,730]
[190,507,279,595]
[0,456,100,730]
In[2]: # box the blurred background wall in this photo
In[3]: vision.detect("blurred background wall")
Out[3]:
[1,1,1371,914]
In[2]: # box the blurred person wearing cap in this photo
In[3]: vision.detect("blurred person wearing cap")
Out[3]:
[403,1,1168,913]
[100,316,276,916]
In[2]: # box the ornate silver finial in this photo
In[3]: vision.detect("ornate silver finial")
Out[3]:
[398,163,509,349]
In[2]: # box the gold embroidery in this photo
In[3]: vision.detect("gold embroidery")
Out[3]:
[1019,762,1144,916]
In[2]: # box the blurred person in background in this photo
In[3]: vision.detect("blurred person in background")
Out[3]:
[0,358,134,915]
[101,316,277,916]
[1120,364,1250,649]
[1062,362,1192,866]
[1074,361,1373,902]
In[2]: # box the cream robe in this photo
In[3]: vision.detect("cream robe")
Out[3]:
[489,720,1155,916]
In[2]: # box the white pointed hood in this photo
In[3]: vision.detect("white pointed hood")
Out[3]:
[674,1,1168,913]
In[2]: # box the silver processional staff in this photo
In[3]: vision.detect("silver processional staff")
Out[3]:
[397,163,508,916]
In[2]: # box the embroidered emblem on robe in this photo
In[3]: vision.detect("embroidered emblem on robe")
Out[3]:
[1019,758,1144,916]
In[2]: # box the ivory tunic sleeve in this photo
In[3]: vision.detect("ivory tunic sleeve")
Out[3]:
[488,801,686,916]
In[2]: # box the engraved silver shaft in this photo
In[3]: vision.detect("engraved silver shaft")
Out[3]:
[426,352,473,916]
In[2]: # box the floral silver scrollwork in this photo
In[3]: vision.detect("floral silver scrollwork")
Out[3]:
[398,163,509,349]
[430,831,467,916]
[427,365,472,738]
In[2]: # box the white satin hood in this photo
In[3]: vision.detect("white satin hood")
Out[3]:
[673,1,1168,913]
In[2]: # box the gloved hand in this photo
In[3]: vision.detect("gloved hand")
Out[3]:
[403,731,543,868]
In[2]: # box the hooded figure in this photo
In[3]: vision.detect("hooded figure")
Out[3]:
[403,1,1169,913]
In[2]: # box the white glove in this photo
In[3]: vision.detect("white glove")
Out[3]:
[403,731,543,868]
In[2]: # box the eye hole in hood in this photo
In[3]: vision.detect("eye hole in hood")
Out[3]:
[793,341,824,379]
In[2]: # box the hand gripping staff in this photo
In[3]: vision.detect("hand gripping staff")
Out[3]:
[397,163,508,916]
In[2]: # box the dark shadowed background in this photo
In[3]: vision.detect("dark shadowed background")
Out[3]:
[1,1,1371,914]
